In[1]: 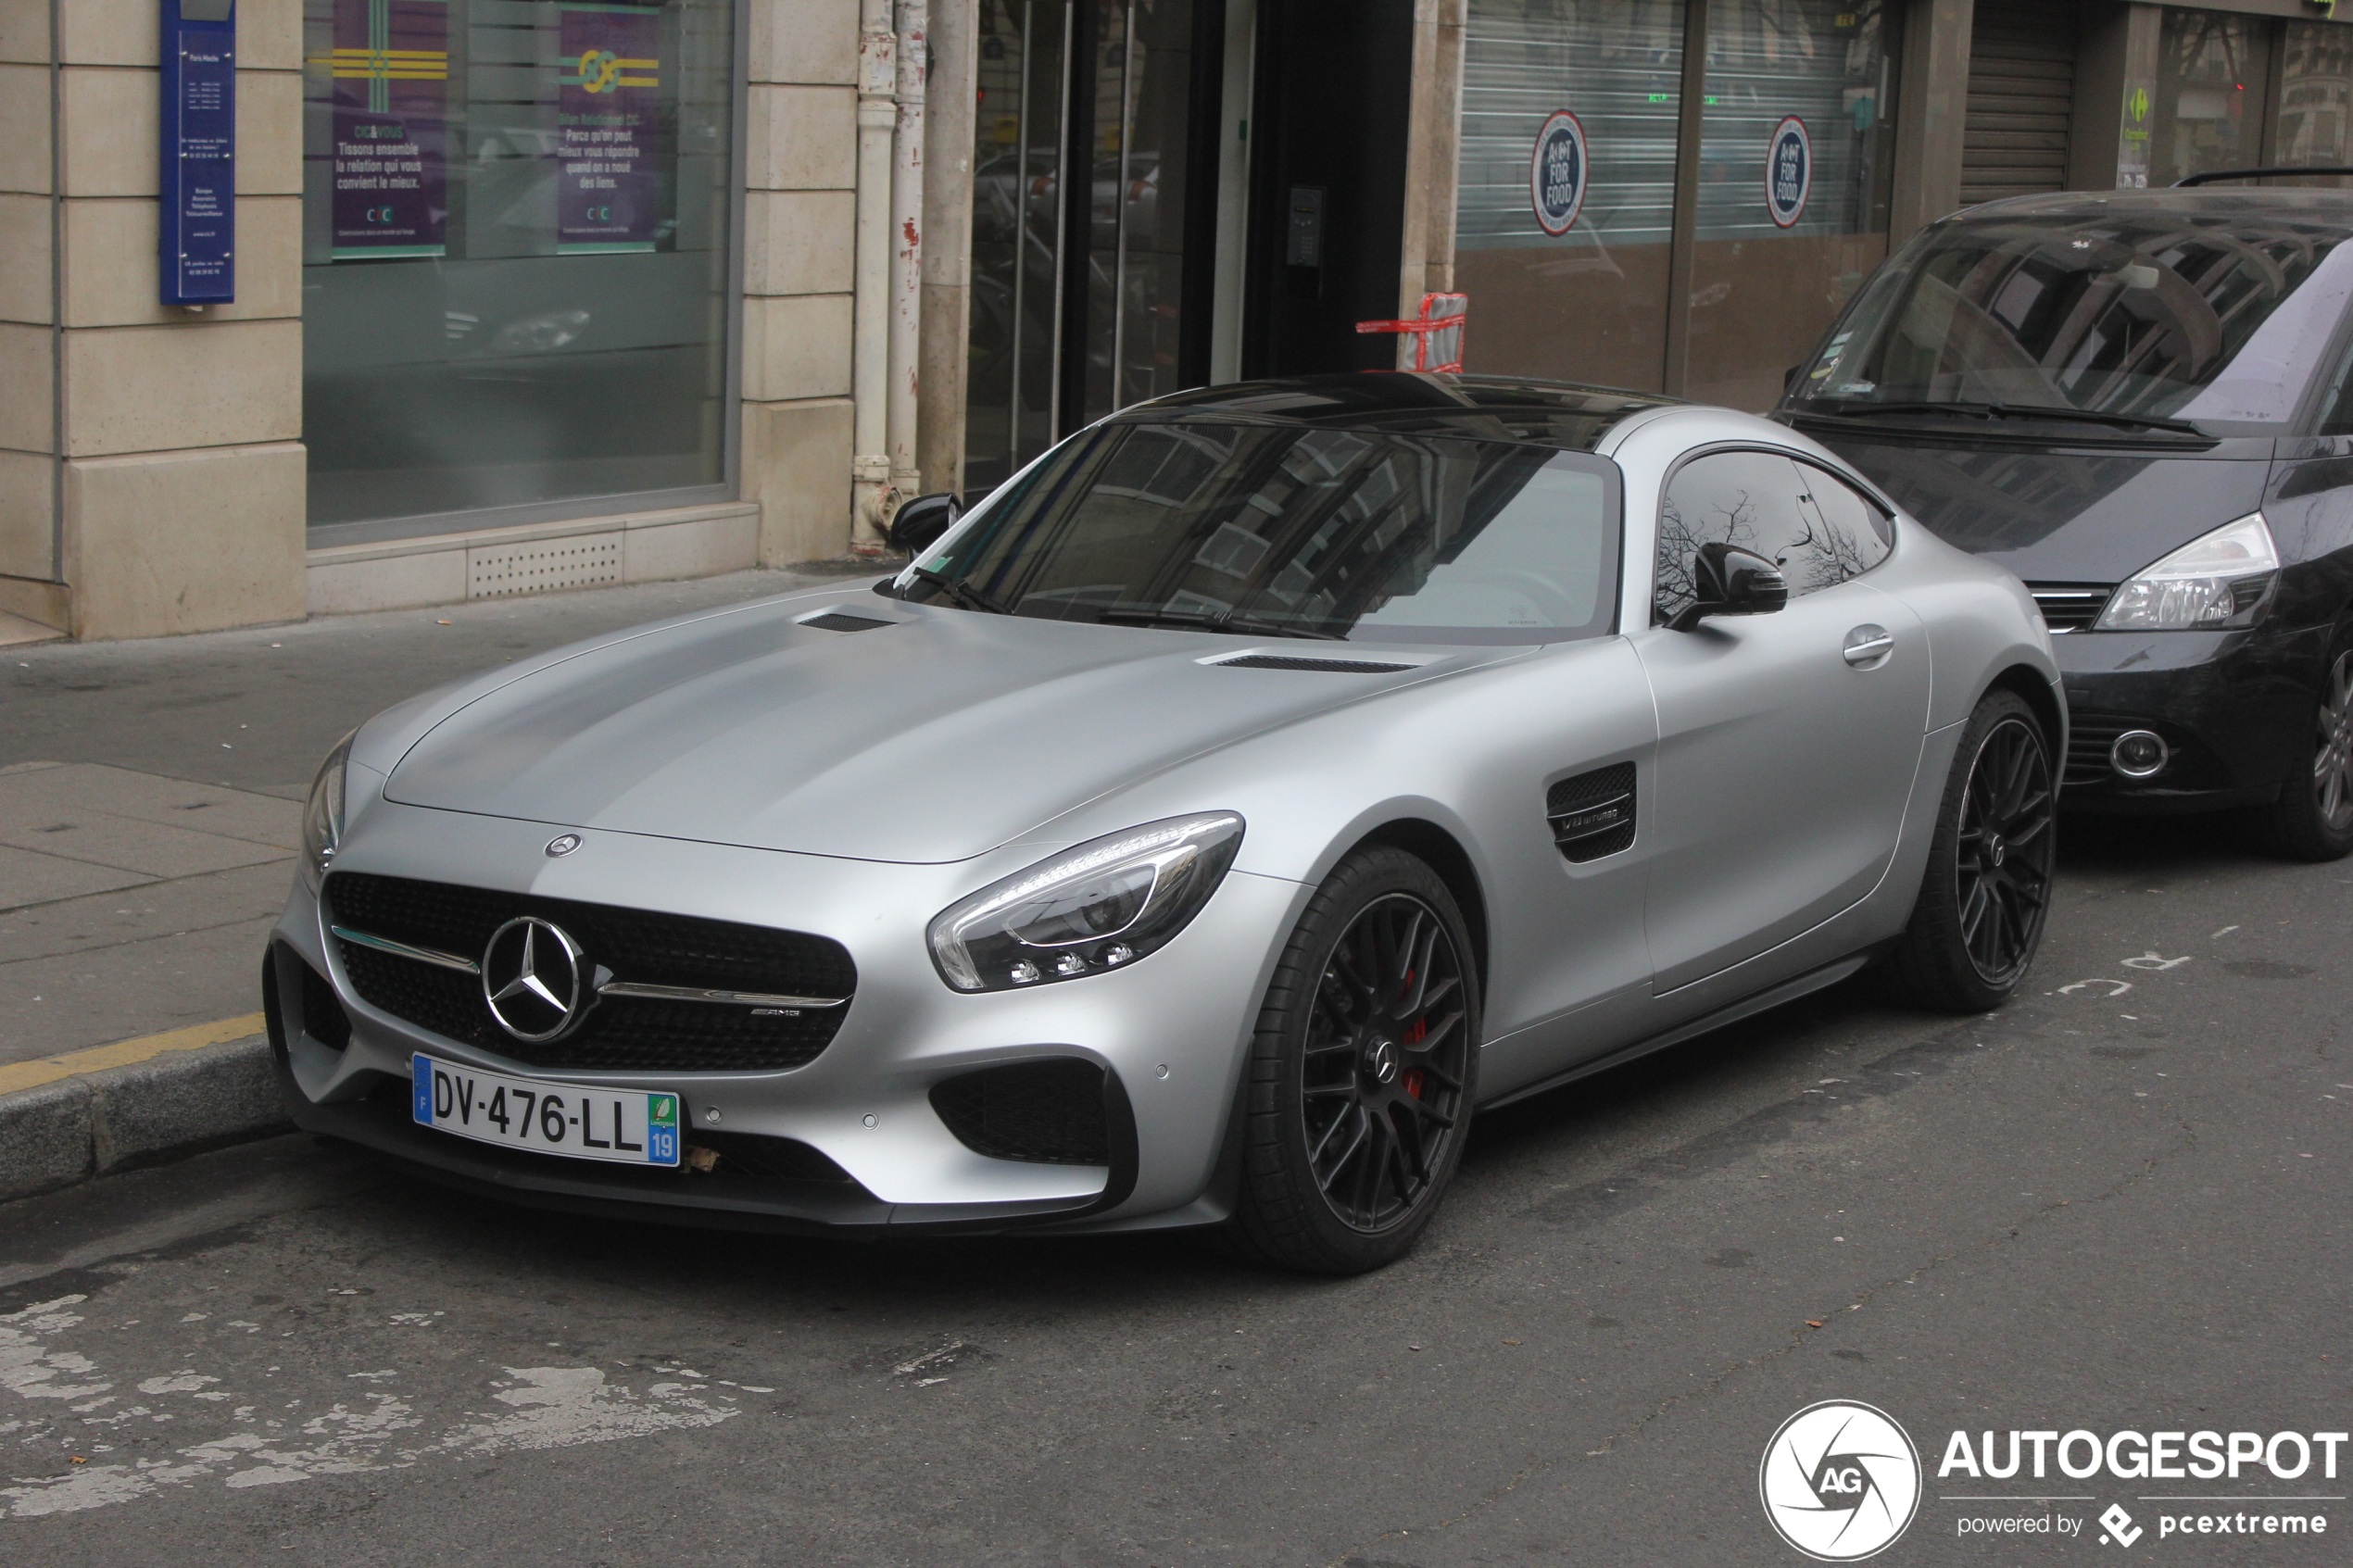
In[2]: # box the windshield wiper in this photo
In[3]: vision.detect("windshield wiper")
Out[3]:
[1094,606,1345,641]
[1806,398,2205,435]
[905,564,1009,615]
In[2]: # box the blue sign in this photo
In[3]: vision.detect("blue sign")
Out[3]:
[160,0,236,306]
[1767,116,1811,230]
[1529,110,1589,237]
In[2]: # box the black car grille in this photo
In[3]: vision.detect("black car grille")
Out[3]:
[930,1060,1112,1165]
[2029,584,2114,633]
[324,872,856,1073]
[2065,712,2139,788]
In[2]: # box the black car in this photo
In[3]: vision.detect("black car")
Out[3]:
[1778,185,2353,860]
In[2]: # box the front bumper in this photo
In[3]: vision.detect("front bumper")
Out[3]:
[269,799,1305,1233]
[2055,622,2324,812]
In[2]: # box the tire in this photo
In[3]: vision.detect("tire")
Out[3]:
[1882,689,2057,1013]
[1225,847,1480,1274]
[2263,626,2353,863]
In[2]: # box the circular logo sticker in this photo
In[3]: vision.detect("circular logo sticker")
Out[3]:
[1758,1400,1920,1561]
[1530,110,1589,236]
[1767,115,1811,229]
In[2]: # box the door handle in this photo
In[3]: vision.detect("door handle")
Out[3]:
[1843,624,1894,667]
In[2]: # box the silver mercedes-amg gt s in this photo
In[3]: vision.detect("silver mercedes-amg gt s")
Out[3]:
[266,376,2062,1273]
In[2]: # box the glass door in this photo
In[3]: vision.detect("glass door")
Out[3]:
[965,0,1208,495]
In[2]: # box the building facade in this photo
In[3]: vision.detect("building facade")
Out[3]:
[2,0,2349,640]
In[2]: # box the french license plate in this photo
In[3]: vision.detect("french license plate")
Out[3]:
[410,1053,681,1168]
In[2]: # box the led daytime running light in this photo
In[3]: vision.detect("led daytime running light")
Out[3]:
[927,812,1245,993]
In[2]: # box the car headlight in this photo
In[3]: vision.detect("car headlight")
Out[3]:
[927,812,1245,992]
[2095,512,2280,632]
[300,730,356,894]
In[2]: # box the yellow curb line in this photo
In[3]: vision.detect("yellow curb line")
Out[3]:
[0,1013,268,1098]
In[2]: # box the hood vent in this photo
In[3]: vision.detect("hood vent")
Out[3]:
[1213,653,1418,674]
[799,609,898,633]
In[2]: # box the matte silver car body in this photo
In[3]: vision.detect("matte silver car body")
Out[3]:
[269,395,2060,1233]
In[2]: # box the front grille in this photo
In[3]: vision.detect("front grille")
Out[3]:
[2065,712,2138,788]
[325,872,856,1073]
[686,1129,855,1183]
[1547,762,1637,861]
[930,1060,1111,1165]
[2029,583,2114,633]
[1214,655,1417,673]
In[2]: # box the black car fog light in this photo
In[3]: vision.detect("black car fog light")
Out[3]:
[2110,730,2170,779]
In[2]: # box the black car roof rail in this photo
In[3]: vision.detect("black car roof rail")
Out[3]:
[2174,166,2353,186]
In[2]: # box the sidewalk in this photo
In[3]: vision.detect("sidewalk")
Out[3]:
[0,564,862,1198]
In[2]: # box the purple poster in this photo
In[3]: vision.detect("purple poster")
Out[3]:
[326,0,449,258]
[558,6,663,254]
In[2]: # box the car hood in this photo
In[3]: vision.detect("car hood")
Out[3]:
[1800,427,2275,582]
[382,594,1500,863]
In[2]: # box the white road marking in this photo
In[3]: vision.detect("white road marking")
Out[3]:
[0,1295,740,1520]
[2058,979,2133,997]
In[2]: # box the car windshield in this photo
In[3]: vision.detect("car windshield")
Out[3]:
[1787,205,2353,432]
[900,420,1622,645]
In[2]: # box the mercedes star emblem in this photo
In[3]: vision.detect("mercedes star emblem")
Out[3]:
[545,834,582,857]
[480,916,590,1042]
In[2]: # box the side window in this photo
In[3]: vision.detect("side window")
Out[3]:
[1654,451,1815,624]
[1792,463,1895,589]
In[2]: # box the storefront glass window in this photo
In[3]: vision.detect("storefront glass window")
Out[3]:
[2150,10,2269,188]
[1684,0,1899,410]
[2274,21,2353,177]
[302,0,736,533]
[964,0,1197,496]
[1453,0,1687,395]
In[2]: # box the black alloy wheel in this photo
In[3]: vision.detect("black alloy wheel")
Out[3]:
[1955,713,2057,985]
[1299,893,1471,1232]
[2267,635,2353,862]
[1884,690,2056,1012]
[1227,847,1480,1273]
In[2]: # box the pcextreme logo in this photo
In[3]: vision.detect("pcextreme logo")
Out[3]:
[1760,1400,1924,1561]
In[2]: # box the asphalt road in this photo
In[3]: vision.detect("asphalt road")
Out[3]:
[3,809,2346,1565]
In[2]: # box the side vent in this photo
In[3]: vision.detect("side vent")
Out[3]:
[1547,762,1637,862]
[1214,654,1416,673]
[801,610,897,633]
[930,1059,1112,1165]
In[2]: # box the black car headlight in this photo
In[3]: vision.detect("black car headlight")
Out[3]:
[300,730,356,895]
[927,812,1245,992]
[2095,512,2279,632]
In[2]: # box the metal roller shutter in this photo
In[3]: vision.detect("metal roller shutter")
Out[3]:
[1963,0,2080,204]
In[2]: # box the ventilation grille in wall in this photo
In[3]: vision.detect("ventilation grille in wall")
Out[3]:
[469,536,623,599]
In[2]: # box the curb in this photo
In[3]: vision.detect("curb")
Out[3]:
[0,1020,290,1203]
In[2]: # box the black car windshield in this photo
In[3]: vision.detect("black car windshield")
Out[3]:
[1787,204,2353,432]
[897,420,1623,645]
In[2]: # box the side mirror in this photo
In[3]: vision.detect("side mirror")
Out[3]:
[1667,542,1789,632]
[889,492,963,557]
[1782,362,1805,395]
